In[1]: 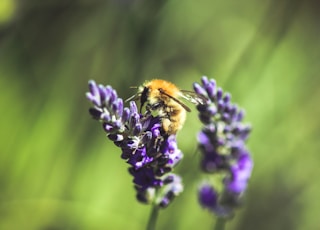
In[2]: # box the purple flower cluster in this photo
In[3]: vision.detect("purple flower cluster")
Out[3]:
[86,80,183,207]
[194,76,253,217]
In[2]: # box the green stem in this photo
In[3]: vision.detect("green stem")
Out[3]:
[146,205,159,230]
[214,218,226,230]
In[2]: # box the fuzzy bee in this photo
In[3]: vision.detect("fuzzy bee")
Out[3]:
[127,79,206,135]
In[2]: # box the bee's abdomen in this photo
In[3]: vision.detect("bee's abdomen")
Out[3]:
[161,106,186,135]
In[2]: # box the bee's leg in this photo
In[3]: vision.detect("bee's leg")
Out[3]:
[154,135,165,152]
[144,104,152,115]
[147,101,165,111]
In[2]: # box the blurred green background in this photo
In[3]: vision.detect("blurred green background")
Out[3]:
[0,0,319,229]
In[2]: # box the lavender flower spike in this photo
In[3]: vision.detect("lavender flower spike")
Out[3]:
[194,76,253,217]
[86,80,183,207]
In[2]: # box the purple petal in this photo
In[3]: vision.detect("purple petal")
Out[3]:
[193,82,208,97]
[122,107,131,123]
[130,101,138,114]
[216,87,223,100]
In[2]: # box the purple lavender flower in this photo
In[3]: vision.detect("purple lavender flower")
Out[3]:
[194,76,253,217]
[198,183,232,217]
[86,80,183,206]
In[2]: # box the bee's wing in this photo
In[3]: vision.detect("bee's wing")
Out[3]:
[159,89,191,112]
[179,90,208,105]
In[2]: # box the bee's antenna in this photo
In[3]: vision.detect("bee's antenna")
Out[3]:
[125,86,139,103]
[125,93,140,103]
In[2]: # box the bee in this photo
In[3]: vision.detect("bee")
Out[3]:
[127,79,207,135]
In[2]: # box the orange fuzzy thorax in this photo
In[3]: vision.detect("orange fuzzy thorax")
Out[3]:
[145,79,181,100]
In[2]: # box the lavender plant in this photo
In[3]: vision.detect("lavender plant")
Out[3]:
[193,76,253,218]
[86,76,252,229]
[86,80,183,209]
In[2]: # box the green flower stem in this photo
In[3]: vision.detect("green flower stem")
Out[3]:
[214,218,226,230]
[146,205,159,230]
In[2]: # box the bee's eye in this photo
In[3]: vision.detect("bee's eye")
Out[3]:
[140,87,149,112]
